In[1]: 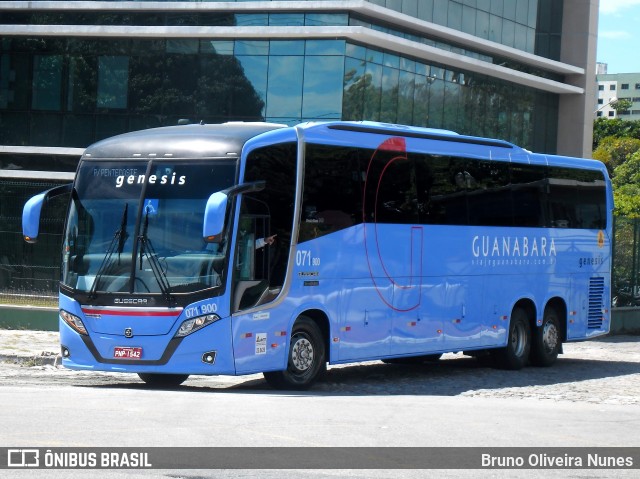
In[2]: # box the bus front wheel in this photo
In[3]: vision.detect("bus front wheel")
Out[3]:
[137,373,189,387]
[493,307,531,370]
[263,316,326,390]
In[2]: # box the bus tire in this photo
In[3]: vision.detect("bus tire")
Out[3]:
[530,307,561,367]
[137,373,189,387]
[493,307,531,370]
[263,316,326,390]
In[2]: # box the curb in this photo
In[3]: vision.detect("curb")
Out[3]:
[0,352,61,367]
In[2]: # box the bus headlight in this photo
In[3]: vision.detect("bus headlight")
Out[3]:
[60,309,88,335]
[174,314,221,338]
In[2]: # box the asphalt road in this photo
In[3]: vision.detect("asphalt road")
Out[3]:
[0,335,639,478]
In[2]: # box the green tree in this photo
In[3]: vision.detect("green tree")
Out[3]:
[612,150,640,217]
[592,136,640,175]
[610,98,633,114]
[593,117,640,149]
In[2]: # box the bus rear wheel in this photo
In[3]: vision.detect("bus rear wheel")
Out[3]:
[137,373,189,387]
[492,307,531,370]
[263,316,326,390]
[530,307,561,367]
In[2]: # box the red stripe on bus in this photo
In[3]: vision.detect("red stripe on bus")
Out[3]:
[82,309,181,317]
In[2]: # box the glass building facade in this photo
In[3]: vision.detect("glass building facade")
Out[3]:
[0,0,599,302]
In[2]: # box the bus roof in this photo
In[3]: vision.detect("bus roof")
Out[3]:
[82,122,285,160]
[81,121,603,173]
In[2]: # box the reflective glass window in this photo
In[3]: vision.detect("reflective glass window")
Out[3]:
[491,0,504,15]
[503,0,517,20]
[402,0,419,17]
[305,13,348,26]
[234,40,269,56]
[477,0,492,11]
[306,39,344,56]
[397,70,415,125]
[462,5,477,35]
[383,53,400,69]
[302,55,343,119]
[237,55,268,116]
[433,0,449,25]
[266,56,303,120]
[412,72,430,127]
[448,1,463,31]
[236,14,268,27]
[343,57,366,120]
[269,13,304,26]
[502,19,516,47]
[166,39,198,54]
[67,56,97,113]
[205,40,234,56]
[270,40,304,56]
[363,62,383,121]
[489,14,503,43]
[380,66,399,123]
[32,55,62,110]
[97,56,129,109]
[516,0,530,25]
[476,10,490,39]
[346,43,366,60]
[417,0,434,22]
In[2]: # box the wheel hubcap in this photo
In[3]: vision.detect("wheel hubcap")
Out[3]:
[511,323,526,357]
[291,335,314,372]
[542,321,559,353]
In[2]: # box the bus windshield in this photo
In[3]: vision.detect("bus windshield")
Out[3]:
[62,160,237,297]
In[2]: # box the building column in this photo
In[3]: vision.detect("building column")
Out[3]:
[557,0,599,158]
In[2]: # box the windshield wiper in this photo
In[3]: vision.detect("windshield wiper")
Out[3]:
[138,211,175,305]
[89,204,128,299]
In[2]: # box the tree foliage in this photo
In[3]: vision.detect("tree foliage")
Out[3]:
[610,98,633,114]
[593,118,640,149]
[592,119,640,219]
[593,136,640,175]
[612,151,640,217]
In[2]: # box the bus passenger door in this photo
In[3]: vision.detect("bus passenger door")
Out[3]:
[233,211,271,312]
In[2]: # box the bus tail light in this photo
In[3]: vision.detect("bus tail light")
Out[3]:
[60,309,88,336]
[175,314,220,338]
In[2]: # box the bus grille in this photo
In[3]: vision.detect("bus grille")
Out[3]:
[588,276,605,329]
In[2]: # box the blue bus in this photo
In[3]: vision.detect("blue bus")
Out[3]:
[23,121,612,389]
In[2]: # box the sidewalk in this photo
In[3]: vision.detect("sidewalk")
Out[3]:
[0,329,60,366]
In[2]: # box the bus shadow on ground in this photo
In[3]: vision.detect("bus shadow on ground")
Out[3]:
[225,355,640,396]
[106,353,639,396]
[79,352,640,396]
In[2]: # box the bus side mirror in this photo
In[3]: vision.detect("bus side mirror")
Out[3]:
[23,193,47,243]
[22,183,72,243]
[203,191,229,243]
[203,181,266,243]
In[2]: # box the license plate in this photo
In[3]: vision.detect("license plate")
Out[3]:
[114,346,142,359]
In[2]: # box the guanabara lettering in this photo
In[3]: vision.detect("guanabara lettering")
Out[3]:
[472,235,557,258]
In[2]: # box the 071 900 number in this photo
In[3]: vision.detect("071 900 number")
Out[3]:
[296,249,320,267]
